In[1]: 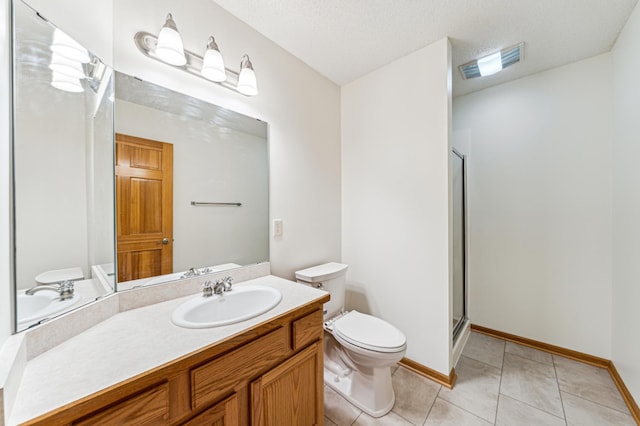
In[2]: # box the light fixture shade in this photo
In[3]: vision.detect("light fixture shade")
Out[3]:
[49,52,86,79]
[51,71,84,93]
[237,54,258,96]
[155,13,187,66]
[201,36,226,82]
[477,51,503,77]
[50,29,90,63]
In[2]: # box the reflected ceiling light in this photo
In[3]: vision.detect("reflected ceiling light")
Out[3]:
[134,13,259,97]
[201,36,226,82]
[459,42,524,80]
[155,13,187,66]
[51,71,84,93]
[237,55,258,96]
[49,52,86,79]
[50,28,90,63]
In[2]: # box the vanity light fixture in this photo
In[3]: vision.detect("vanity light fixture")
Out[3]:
[50,71,84,93]
[201,36,226,82]
[237,54,258,96]
[134,13,259,96]
[155,13,187,66]
[50,28,90,63]
[49,29,89,93]
[459,42,525,79]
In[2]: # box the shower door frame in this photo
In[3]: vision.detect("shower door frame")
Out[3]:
[452,148,468,343]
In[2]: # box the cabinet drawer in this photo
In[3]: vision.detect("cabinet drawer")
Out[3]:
[192,327,287,409]
[292,310,323,351]
[73,382,169,425]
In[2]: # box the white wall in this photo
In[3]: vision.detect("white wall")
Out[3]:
[342,38,452,374]
[612,0,640,403]
[453,53,613,358]
[0,0,13,346]
[116,100,269,271]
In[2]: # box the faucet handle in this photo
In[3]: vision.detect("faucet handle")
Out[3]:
[58,280,75,300]
[202,280,214,297]
[222,276,233,291]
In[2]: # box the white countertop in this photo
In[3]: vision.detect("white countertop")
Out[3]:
[8,275,327,425]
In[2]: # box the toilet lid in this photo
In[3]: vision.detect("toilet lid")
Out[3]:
[333,311,406,353]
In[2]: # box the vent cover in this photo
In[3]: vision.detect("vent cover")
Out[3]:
[459,43,525,80]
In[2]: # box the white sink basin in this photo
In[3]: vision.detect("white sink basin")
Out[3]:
[17,291,82,324]
[171,285,282,329]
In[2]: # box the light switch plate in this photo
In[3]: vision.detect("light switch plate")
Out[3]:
[273,219,283,237]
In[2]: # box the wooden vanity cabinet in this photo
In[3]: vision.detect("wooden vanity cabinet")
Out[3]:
[23,298,327,426]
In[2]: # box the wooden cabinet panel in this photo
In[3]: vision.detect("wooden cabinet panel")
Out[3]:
[192,327,287,409]
[292,310,323,351]
[251,342,323,426]
[73,382,169,426]
[181,393,239,426]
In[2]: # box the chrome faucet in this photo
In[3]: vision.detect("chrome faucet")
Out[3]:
[182,267,200,278]
[213,276,233,294]
[25,280,75,300]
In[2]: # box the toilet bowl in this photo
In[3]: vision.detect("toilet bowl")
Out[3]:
[295,263,407,417]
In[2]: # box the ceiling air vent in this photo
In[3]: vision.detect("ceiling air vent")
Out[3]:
[459,42,525,80]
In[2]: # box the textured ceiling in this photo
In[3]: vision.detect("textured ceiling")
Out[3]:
[212,0,638,96]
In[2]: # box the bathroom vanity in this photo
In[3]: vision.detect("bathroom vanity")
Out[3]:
[4,274,328,426]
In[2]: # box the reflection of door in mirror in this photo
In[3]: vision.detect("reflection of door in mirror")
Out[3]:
[115,134,173,282]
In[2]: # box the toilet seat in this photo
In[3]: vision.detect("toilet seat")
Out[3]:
[333,311,406,353]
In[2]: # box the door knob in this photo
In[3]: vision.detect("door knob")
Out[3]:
[161,238,170,245]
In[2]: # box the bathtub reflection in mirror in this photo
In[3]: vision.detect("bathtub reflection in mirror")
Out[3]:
[12,0,115,331]
[113,73,269,290]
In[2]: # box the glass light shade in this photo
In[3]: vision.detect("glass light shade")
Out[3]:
[48,53,85,79]
[477,51,503,77]
[51,71,84,93]
[50,29,90,63]
[201,37,226,82]
[237,56,258,96]
[155,14,186,66]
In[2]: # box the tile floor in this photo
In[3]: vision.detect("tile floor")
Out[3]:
[324,331,636,425]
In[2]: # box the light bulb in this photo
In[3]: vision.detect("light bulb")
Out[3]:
[155,13,187,66]
[51,71,84,93]
[50,28,90,63]
[201,36,226,82]
[237,55,258,96]
[49,52,86,79]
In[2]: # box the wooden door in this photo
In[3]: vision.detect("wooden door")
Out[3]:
[116,133,173,282]
[251,342,323,426]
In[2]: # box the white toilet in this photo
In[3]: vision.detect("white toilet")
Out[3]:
[295,262,407,417]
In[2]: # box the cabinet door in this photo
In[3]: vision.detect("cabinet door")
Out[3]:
[182,393,239,426]
[251,342,323,426]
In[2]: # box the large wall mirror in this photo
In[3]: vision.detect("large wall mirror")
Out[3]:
[12,1,270,331]
[113,73,269,290]
[12,0,115,331]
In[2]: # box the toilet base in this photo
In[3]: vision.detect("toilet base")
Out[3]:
[324,366,395,418]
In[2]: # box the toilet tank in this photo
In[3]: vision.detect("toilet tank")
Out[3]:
[295,262,348,319]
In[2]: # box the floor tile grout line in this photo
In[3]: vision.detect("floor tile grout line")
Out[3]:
[498,392,568,423]
[421,386,443,425]
[436,397,497,425]
[560,389,636,417]
[459,353,502,372]
[505,348,555,368]
[552,353,569,424]
[492,340,506,425]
